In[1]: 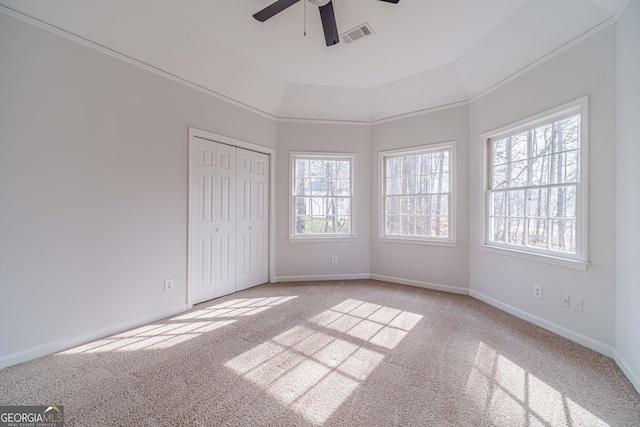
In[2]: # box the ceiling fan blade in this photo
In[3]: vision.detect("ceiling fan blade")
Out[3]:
[318,1,339,46]
[378,0,400,3]
[253,0,301,22]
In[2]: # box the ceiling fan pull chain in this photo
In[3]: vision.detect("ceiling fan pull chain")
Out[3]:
[304,0,307,36]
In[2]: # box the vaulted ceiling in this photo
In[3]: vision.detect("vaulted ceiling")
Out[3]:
[0,0,627,121]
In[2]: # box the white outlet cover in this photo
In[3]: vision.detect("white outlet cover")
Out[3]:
[573,298,584,313]
[164,279,174,292]
[533,285,543,299]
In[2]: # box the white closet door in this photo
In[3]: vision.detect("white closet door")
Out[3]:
[236,148,270,291]
[191,140,237,304]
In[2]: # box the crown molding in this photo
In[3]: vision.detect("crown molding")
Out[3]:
[0,5,278,121]
[1,5,624,125]
[469,15,618,104]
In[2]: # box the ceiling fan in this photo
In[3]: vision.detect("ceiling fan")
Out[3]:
[253,0,400,47]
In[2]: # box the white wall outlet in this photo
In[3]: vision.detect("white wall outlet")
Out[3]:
[331,256,338,264]
[164,279,174,292]
[561,294,570,308]
[533,284,543,299]
[573,298,584,313]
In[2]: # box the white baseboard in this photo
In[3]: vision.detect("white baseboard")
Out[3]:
[469,290,614,357]
[614,351,640,394]
[0,304,189,370]
[274,273,370,283]
[370,274,469,295]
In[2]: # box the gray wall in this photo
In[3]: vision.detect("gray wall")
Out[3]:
[275,122,371,280]
[469,26,617,352]
[0,14,276,365]
[616,0,640,391]
[370,106,470,291]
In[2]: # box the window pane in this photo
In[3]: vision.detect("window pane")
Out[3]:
[507,190,525,217]
[415,215,432,236]
[494,138,509,165]
[401,196,416,215]
[555,115,580,151]
[383,146,452,240]
[386,177,402,195]
[337,198,350,216]
[386,215,400,234]
[532,124,553,157]
[492,218,506,243]
[491,191,506,216]
[511,132,528,162]
[527,218,548,249]
[402,176,416,194]
[551,220,576,253]
[531,154,551,186]
[386,196,401,215]
[416,196,431,215]
[416,174,429,194]
[507,218,525,246]
[431,194,448,216]
[386,157,401,177]
[550,186,576,219]
[554,150,579,183]
[527,188,548,218]
[337,216,350,234]
[337,179,350,195]
[417,154,431,175]
[292,156,352,237]
[486,108,583,260]
[337,161,351,178]
[509,160,528,188]
[493,164,508,189]
[402,156,416,176]
[433,216,448,237]
[430,172,449,193]
[401,215,415,235]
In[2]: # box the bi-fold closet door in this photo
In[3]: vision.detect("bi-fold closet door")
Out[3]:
[190,138,269,305]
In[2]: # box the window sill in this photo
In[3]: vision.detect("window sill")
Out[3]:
[289,236,357,243]
[378,237,458,247]
[477,244,590,271]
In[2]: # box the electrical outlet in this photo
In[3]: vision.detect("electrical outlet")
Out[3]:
[331,256,338,264]
[533,284,543,299]
[561,294,570,308]
[573,298,583,313]
[164,279,174,292]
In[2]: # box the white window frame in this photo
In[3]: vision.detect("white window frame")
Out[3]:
[479,96,590,270]
[378,141,457,247]
[289,152,356,242]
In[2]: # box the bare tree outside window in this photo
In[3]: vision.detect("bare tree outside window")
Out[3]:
[292,155,353,237]
[383,145,452,240]
[488,114,580,255]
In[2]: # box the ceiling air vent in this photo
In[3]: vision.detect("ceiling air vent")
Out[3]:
[340,23,374,44]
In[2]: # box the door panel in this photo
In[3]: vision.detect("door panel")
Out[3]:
[236,148,269,291]
[190,140,236,304]
[190,138,269,304]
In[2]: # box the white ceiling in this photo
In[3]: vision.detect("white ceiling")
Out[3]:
[0,0,626,121]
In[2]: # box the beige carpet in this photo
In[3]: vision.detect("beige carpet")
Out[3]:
[1,280,638,426]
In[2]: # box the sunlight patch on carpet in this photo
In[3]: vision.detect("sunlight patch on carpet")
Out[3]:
[465,342,610,427]
[224,299,422,424]
[58,296,297,355]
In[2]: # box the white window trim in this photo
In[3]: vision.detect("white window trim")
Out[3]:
[479,96,590,269]
[378,141,458,246]
[289,151,357,241]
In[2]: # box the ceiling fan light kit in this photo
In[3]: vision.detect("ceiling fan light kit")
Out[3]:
[253,0,399,47]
